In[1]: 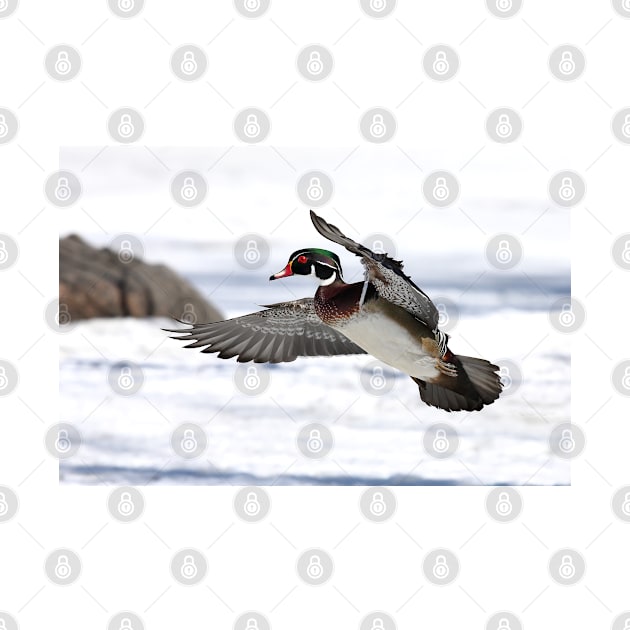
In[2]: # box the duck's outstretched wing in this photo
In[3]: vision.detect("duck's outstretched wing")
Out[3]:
[164,297,367,363]
[310,210,441,332]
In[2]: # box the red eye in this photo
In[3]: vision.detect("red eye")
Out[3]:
[297,255,308,263]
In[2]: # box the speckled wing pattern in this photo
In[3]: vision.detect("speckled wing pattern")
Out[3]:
[310,211,442,334]
[164,297,367,363]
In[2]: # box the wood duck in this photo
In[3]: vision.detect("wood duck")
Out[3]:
[166,211,502,412]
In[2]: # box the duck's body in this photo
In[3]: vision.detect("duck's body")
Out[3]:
[166,211,503,412]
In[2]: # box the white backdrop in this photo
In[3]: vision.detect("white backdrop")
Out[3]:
[1,1,630,628]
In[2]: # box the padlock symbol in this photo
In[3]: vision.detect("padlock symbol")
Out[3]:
[497,618,512,630]
[432,50,449,75]
[496,491,513,516]
[54,554,72,579]
[0,0,8,9]
[244,491,261,516]
[622,240,630,264]
[54,177,72,201]
[620,114,630,139]
[495,114,513,138]
[496,240,513,264]
[369,0,387,11]
[499,365,512,389]
[181,555,198,579]
[307,428,323,453]
[623,0,630,11]
[0,492,8,516]
[558,428,575,453]
[117,366,135,390]
[495,0,513,11]
[118,0,135,11]
[0,240,8,264]
[245,619,260,630]
[244,366,261,390]
[181,429,198,453]
[432,429,449,453]
[118,239,134,263]
[0,366,7,390]
[117,113,135,139]
[370,619,385,630]
[558,177,575,201]
[306,554,323,578]
[558,303,575,327]
[372,239,384,253]
[55,429,72,453]
[117,491,135,516]
[181,51,198,75]
[119,618,134,630]
[369,114,386,138]
[54,51,72,75]
[621,492,630,516]
[243,113,261,138]
[244,239,261,264]
[57,303,71,326]
[437,303,449,327]
[180,177,198,201]
[307,177,324,201]
[432,554,450,579]
[182,303,196,324]
[558,554,575,579]
[432,176,449,201]
[369,491,386,516]
[622,366,630,390]
[370,366,386,390]
[558,51,576,75]
[0,114,8,138]
[623,619,630,630]
[307,51,323,75]
[244,0,261,11]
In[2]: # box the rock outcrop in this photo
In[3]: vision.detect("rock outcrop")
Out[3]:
[59,235,222,323]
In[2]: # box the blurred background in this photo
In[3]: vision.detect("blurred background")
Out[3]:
[58,145,570,485]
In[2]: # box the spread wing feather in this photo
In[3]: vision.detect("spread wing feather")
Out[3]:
[164,297,366,363]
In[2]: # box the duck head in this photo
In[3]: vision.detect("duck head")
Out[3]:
[269,248,343,286]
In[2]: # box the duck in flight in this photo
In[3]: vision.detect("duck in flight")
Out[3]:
[166,211,502,412]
